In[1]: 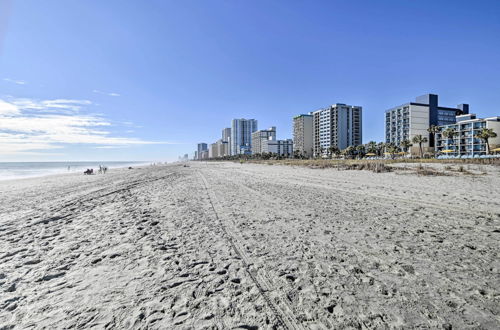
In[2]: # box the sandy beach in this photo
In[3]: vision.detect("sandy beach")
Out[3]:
[1,162,499,329]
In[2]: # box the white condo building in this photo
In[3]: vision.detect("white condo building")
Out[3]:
[263,139,293,156]
[312,104,362,156]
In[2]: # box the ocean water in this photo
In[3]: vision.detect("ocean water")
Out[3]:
[0,161,150,181]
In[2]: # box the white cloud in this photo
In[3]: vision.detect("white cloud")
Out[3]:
[9,98,92,112]
[0,99,20,115]
[0,97,169,155]
[93,89,121,97]
[3,78,26,85]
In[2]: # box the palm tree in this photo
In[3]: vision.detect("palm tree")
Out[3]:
[386,143,399,159]
[366,141,377,154]
[341,146,355,159]
[355,145,365,159]
[316,147,324,159]
[442,128,458,154]
[377,142,386,157]
[476,128,497,154]
[328,146,339,159]
[400,140,413,155]
[412,135,428,158]
[427,125,440,157]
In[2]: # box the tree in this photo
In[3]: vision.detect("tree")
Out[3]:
[328,146,339,159]
[427,125,440,157]
[342,146,355,159]
[386,143,399,159]
[476,128,497,154]
[442,128,458,153]
[317,147,324,159]
[366,141,377,154]
[376,142,386,157]
[355,145,365,159]
[412,135,428,158]
[400,140,413,154]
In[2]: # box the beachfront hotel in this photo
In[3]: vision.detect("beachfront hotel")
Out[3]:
[312,104,362,157]
[251,127,276,154]
[197,143,208,160]
[263,139,293,156]
[231,119,258,155]
[435,114,500,156]
[209,142,218,159]
[222,127,231,155]
[385,94,469,155]
[293,114,313,158]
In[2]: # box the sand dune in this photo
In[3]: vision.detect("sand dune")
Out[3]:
[1,162,499,329]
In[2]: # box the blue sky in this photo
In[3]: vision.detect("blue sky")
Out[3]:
[1,0,499,161]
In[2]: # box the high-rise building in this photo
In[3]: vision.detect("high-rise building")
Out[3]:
[312,104,362,156]
[435,114,500,156]
[222,128,231,141]
[209,142,218,158]
[385,94,469,155]
[222,127,231,155]
[251,127,276,154]
[216,139,229,157]
[197,143,208,160]
[293,114,313,158]
[231,119,258,155]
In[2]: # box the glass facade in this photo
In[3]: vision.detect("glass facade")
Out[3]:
[231,119,258,155]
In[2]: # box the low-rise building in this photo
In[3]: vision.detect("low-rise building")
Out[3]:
[435,114,500,156]
[263,139,293,157]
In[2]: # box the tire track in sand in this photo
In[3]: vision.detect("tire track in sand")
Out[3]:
[198,170,303,330]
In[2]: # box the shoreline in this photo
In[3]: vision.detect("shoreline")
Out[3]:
[0,161,153,183]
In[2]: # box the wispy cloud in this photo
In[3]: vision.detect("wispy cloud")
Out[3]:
[0,97,170,155]
[9,98,92,113]
[94,146,127,149]
[3,78,27,85]
[93,89,121,97]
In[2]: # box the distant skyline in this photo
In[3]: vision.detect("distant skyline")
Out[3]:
[1,0,499,161]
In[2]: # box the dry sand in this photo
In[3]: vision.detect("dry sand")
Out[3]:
[0,162,499,329]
